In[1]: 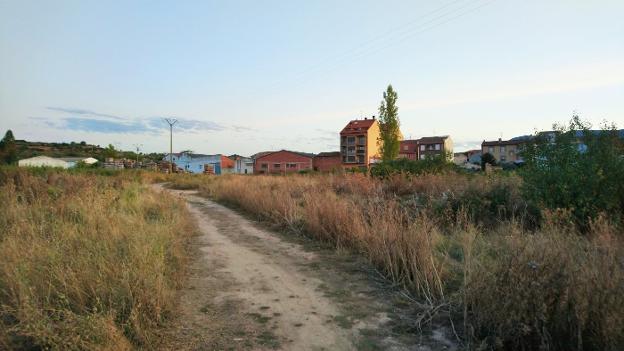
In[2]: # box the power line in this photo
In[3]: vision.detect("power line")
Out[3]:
[266,0,471,89]
[262,0,496,93]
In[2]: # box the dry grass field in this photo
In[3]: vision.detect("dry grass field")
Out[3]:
[1,166,621,350]
[0,168,195,350]
[169,172,624,351]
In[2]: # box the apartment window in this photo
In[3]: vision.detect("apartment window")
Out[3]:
[347,136,355,144]
[488,146,494,153]
[347,156,355,163]
[261,163,268,169]
[273,163,281,169]
[357,136,366,144]
[435,144,441,151]
[500,146,506,153]
[420,145,425,151]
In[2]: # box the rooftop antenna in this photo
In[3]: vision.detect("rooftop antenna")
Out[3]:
[164,118,178,173]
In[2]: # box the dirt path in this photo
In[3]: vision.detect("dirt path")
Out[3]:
[157,187,456,351]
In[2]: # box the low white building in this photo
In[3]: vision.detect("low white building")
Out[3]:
[232,155,254,174]
[18,156,98,168]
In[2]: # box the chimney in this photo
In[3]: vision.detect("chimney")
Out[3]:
[372,115,376,120]
[364,117,368,120]
[498,138,502,142]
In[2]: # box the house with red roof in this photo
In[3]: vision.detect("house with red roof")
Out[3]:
[399,136,453,161]
[253,150,314,174]
[339,117,382,168]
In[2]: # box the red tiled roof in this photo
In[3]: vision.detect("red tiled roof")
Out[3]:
[254,150,315,160]
[417,136,449,144]
[340,118,376,135]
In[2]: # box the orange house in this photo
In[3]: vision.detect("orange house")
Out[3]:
[340,117,382,168]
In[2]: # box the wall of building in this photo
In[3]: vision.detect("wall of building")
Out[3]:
[482,142,523,163]
[164,153,230,174]
[444,137,454,161]
[254,150,313,174]
[313,155,342,172]
[366,121,381,164]
[234,157,254,174]
[18,156,70,168]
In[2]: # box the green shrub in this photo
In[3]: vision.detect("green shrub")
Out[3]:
[370,155,457,177]
[520,116,624,230]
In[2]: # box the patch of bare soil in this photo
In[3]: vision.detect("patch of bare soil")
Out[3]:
[157,186,457,351]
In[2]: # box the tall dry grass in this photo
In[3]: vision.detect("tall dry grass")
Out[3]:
[169,173,624,350]
[0,168,195,350]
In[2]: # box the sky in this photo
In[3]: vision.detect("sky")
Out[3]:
[0,0,622,154]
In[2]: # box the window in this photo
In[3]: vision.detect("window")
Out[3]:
[403,145,408,151]
[347,156,355,163]
[420,154,426,160]
[261,163,268,169]
[286,163,297,169]
[357,136,366,144]
[347,136,355,144]
[435,144,441,151]
[500,155,507,162]
[500,146,506,153]
[273,163,281,169]
[488,146,494,153]
[420,145,425,151]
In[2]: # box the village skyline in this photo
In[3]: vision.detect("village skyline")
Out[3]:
[1,1,623,156]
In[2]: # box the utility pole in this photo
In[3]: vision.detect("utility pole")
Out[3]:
[133,143,143,167]
[165,118,177,173]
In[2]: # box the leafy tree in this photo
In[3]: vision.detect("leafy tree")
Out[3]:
[103,144,118,159]
[480,152,497,170]
[520,115,624,229]
[377,84,401,162]
[0,130,17,164]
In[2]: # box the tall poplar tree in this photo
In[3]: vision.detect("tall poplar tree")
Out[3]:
[378,85,401,161]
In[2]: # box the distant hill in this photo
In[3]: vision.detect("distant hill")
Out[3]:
[14,140,164,163]
[15,140,105,159]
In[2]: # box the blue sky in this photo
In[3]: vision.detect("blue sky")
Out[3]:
[1,0,622,154]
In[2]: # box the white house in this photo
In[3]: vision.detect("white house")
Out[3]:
[231,155,254,174]
[18,156,98,168]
